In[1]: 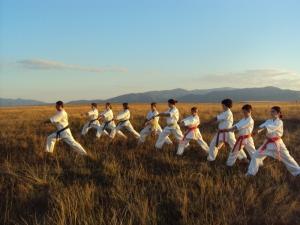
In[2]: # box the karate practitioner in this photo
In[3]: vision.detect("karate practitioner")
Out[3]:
[207,99,247,162]
[45,101,87,155]
[110,103,140,139]
[224,104,260,166]
[155,99,184,149]
[81,103,100,136]
[177,107,209,155]
[247,106,300,176]
[138,102,172,144]
[96,103,126,139]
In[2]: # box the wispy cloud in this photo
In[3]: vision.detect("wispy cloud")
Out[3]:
[199,69,300,90]
[17,59,128,73]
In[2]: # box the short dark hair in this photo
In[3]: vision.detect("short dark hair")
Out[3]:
[91,103,97,108]
[123,102,129,109]
[106,102,112,109]
[191,107,198,112]
[56,101,64,107]
[242,104,252,112]
[168,99,178,105]
[221,99,233,108]
[151,102,157,107]
[271,106,283,119]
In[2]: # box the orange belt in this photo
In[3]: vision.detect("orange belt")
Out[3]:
[182,126,198,141]
[232,134,251,152]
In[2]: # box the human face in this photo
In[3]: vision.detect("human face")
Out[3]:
[242,109,250,117]
[151,105,156,111]
[222,104,227,111]
[271,109,279,119]
[56,104,62,111]
[191,109,198,116]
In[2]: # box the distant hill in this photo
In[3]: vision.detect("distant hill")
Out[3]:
[178,86,300,102]
[107,87,237,103]
[0,98,47,107]
[70,87,300,104]
[68,87,237,104]
[1,87,299,106]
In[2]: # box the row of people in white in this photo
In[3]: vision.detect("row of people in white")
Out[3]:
[82,103,136,139]
[45,100,300,176]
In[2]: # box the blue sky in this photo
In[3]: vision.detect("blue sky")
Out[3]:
[1,0,300,102]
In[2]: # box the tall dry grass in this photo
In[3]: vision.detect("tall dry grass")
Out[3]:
[0,102,300,225]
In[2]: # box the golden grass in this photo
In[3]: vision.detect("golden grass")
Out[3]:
[0,102,300,225]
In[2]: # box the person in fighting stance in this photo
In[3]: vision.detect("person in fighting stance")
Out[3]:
[45,101,87,155]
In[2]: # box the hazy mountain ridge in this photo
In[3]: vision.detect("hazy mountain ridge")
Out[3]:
[1,87,299,106]
[0,98,47,106]
[178,86,300,102]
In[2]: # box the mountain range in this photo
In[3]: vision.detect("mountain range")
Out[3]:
[1,86,300,106]
[0,98,46,107]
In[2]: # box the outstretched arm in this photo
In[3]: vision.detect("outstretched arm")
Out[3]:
[155,112,170,118]
[222,126,237,132]
[252,128,265,136]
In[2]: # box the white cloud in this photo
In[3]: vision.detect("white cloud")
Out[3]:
[199,69,300,90]
[17,59,128,73]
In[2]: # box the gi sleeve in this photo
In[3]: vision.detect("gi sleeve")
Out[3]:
[117,110,129,120]
[264,120,282,133]
[87,110,95,117]
[235,119,250,130]
[50,112,63,123]
[217,111,227,121]
[169,109,176,118]
[101,110,109,117]
[259,120,269,129]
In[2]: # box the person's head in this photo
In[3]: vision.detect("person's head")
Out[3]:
[151,102,157,111]
[241,104,252,117]
[191,107,198,116]
[55,101,64,111]
[91,102,97,110]
[168,99,178,108]
[105,102,112,110]
[271,106,283,119]
[221,98,233,110]
[123,102,129,110]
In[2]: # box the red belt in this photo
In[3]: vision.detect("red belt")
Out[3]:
[215,129,228,147]
[182,126,198,141]
[232,134,251,152]
[259,137,281,153]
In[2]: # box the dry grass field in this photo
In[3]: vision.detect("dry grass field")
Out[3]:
[0,102,300,225]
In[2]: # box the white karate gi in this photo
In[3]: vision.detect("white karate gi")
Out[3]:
[177,115,209,155]
[81,109,100,136]
[46,109,87,155]
[247,118,300,176]
[110,109,140,139]
[226,116,257,166]
[207,109,247,161]
[155,107,183,149]
[96,109,126,138]
[138,110,172,144]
